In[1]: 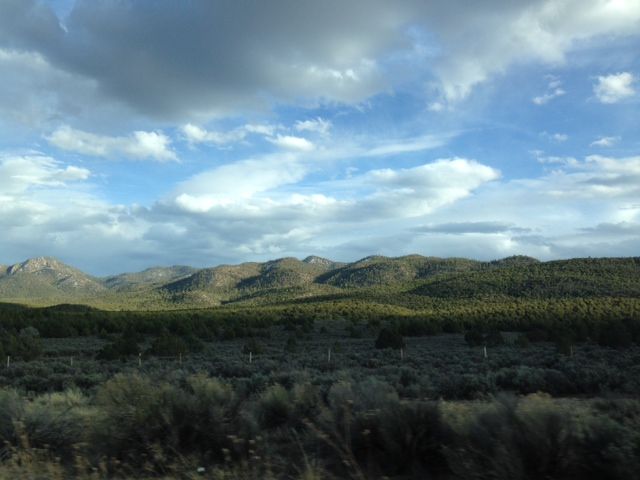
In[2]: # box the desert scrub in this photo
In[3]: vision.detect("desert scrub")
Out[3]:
[21,389,91,459]
[0,388,24,452]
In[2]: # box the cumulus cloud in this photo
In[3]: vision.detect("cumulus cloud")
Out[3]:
[1,150,639,274]
[399,154,640,261]
[594,72,636,103]
[0,153,90,194]
[425,1,640,102]
[0,0,400,119]
[0,48,106,133]
[47,126,177,161]
[2,0,638,122]
[170,157,499,222]
[1,1,640,272]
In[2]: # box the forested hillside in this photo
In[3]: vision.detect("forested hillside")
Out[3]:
[1,255,638,309]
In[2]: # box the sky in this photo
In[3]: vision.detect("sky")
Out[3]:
[0,0,639,275]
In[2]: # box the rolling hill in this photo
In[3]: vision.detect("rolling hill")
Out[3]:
[0,254,638,309]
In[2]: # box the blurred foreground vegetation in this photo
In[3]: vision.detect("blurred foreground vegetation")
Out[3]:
[1,375,640,479]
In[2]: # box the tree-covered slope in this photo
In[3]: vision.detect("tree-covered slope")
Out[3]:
[1,255,639,309]
[103,266,197,291]
[412,257,640,298]
[317,255,481,287]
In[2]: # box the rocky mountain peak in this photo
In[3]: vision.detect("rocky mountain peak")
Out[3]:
[8,257,66,275]
[302,255,335,266]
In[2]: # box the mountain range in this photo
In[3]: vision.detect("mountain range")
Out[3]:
[0,255,638,309]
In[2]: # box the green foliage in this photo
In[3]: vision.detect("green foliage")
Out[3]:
[284,334,298,353]
[95,334,139,360]
[145,331,205,356]
[446,394,576,479]
[22,390,89,459]
[0,389,24,446]
[256,384,293,429]
[515,333,530,348]
[242,337,264,354]
[465,328,485,346]
[375,327,405,349]
[465,328,504,347]
[598,321,633,348]
[0,327,43,361]
[1,377,640,478]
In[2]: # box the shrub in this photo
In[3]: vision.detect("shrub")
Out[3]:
[445,394,576,479]
[598,322,633,349]
[173,375,236,459]
[242,338,264,355]
[485,330,505,347]
[366,400,448,476]
[375,328,405,350]
[96,334,140,360]
[92,373,182,463]
[515,334,530,348]
[464,329,485,346]
[575,414,640,479]
[284,335,298,353]
[0,389,24,447]
[256,384,293,429]
[148,333,188,356]
[22,389,88,459]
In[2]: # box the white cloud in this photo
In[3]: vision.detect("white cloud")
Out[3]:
[361,134,451,157]
[541,132,569,143]
[428,101,446,112]
[181,123,277,146]
[532,91,563,105]
[1,149,639,274]
[398,154,640,261]
[173,152,305,207]
[594,72,636,103]
[536,155,579,166]
[47,126,177,161]
[169,156,498,219]
[533,88,566,105]
[532,76,566,105]
[0,153,90,194]
[348,158,500,217]
[427,1,640,103]
[268,135,315,152]
[294,117,332,135]
[1,1,639,124]
[590,136,620,147]
[0,48,105,132]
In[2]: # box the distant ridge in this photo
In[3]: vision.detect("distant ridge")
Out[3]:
[0,257,105,302]
[0,255,638,309]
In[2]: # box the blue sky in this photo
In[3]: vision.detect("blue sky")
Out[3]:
[0,0,639,275]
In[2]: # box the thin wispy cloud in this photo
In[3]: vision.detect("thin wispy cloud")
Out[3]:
[533,77,566,105]
[590,136,620,147]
